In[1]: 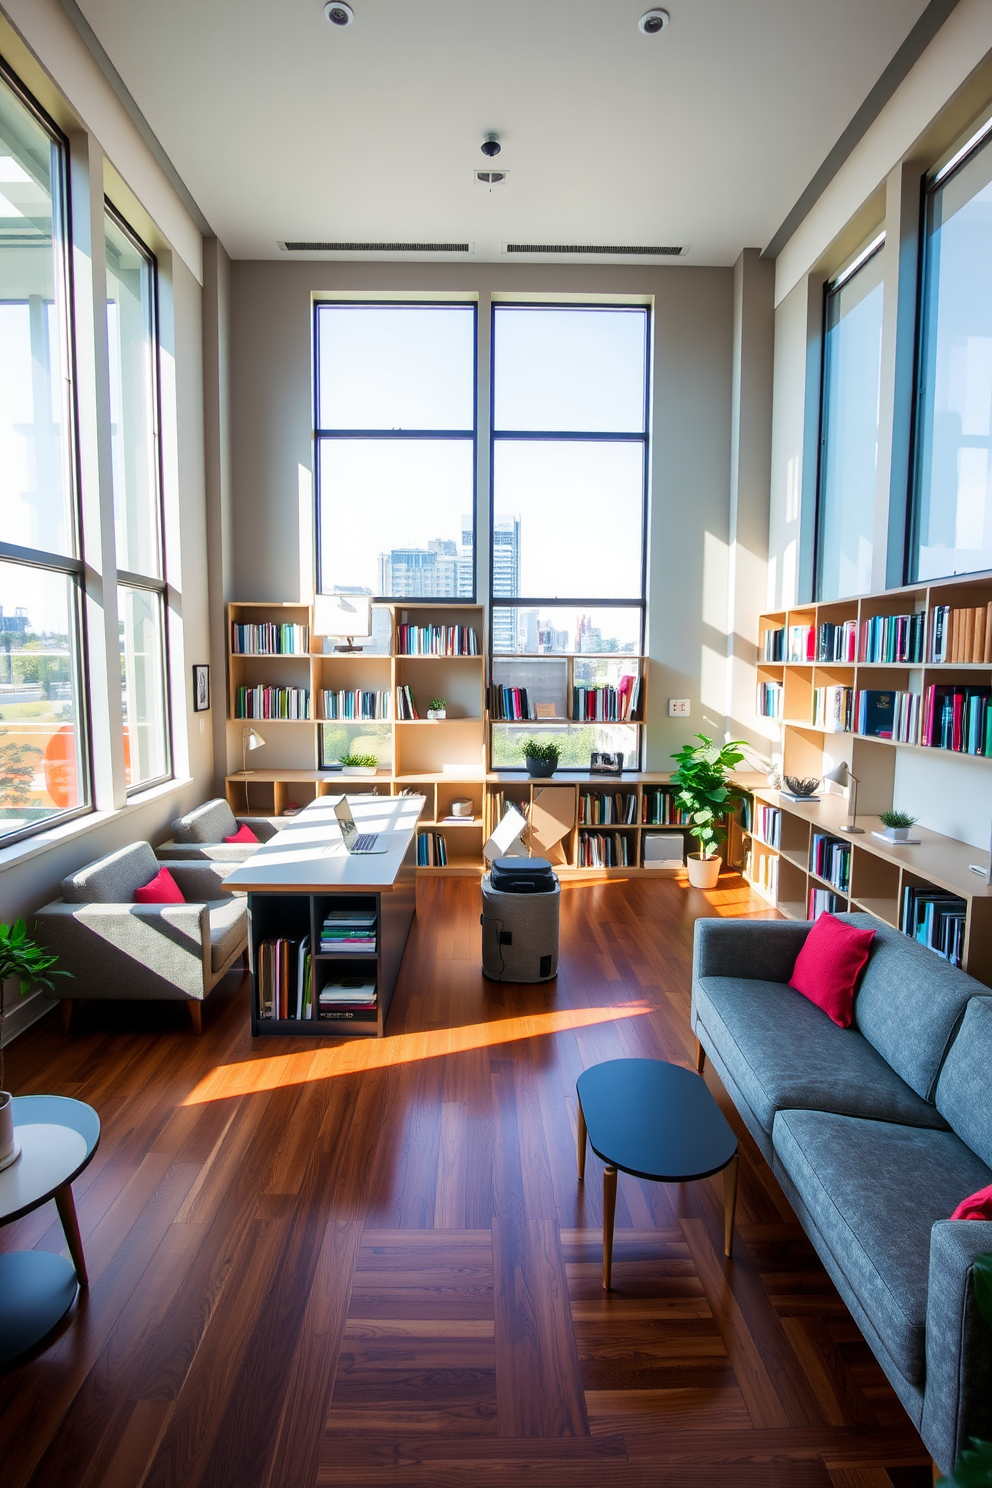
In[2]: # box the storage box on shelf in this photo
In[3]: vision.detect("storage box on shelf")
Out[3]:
[747,572,992,984]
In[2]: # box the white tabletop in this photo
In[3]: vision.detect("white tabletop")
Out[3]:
[221,793,425,893]
[0,1124,89,1224]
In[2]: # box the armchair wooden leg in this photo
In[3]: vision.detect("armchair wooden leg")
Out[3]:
[603,1165,618,1290]
[242,948,250,968]
[723,1151,740,1258]
[188,1001,203,1035]
[60,1000,74,1035]
[577,1100,587,1182]
[694,1037,706,1074]
[54,1183,88,1285]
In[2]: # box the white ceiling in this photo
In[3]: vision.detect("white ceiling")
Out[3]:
[75,0,930,264]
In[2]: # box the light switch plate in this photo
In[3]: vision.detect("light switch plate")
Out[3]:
[669,698,690,717]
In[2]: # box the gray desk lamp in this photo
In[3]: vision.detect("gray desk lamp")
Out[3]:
[241,726,265,774]
[823,761,863,833]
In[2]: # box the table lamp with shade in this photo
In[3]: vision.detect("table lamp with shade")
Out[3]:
[241,726,265,774]
[823,760,863,833]
[314,591,373,653]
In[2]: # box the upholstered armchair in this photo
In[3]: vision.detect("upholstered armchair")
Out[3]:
[156,797,285,862]
[34,841,247,1033]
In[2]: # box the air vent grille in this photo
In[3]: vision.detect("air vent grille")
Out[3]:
[505,243,686,257]
[280,241,472,253]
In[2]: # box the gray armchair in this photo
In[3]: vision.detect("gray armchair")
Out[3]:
[156,797,285,862]
[35,841,247,1033]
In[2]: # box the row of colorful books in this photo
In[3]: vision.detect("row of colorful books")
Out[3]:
[745,848,779,896]
[861,612,925,664]
[321,689,390,720]
[257,935,312,1019]
[754,804,781,848]
[810,833,851,893]
[578,830,633,867]
[901,886,966,968]
[395,684,420,720]
[641,787,692,825]
[397,624,479,656]
[813,685,853,733]
[808,887,843,920]
[578,790,638,825]
[417,831,448,866]
[756,681,784,718]
[235,686,312,720]
[491,685,538,721]
[856,689,921,743]
[812,620,859,663]
[231,622,309,655]
[319,907,376,954]
[572,677,641,722]
[929,604,992,664]
[922,685,992,754]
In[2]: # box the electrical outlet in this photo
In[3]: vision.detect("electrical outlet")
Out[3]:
[669,698,690,717]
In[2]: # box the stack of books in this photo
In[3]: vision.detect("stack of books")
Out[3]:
[231,622,308,654]
[808,887,843,919]
[318,976,377,1022]
[929,604,992,663]
[813,685,853,732]
[816,620,858,662]
[418,831,448,866]
[754,804,781,847]
[235,685,311,719]
[578,830,632,867]
[922,685,992,752]
[756,680,784,718]
[855,688,921,742]
[572,676,641,722]
[579,790,638,825]
[901,886,966,968]
[319,908,376,954]
[642,788,691,825]
[860,612,925,663]
[257,935,312,1019]
[761,626,785,662]
[811,833,851,892]
[321,689,389,720]
[397,624,478,655]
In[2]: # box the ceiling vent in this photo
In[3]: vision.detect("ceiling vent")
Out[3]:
[279,241,473,253]
[476,171,507,186]
[503,243,688,257]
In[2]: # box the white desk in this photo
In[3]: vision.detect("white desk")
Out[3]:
[223,794,424,1037]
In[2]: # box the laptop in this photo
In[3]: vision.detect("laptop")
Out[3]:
[334,797,388,854]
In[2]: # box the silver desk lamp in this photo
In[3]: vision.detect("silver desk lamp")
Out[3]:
[823,761,863,834]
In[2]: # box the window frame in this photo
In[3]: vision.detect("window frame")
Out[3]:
[104,198,173,794]
[312,298,479,603]
[0,57,93,847]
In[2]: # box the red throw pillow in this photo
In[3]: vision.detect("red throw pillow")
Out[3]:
[950,1183,992,1221]
[224,823,259,844]
[788,912,875,1028]
[134,866,186,904]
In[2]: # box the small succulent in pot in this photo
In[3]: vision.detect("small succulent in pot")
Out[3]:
[878,809,919,841]
[520,738,561,778]
[339,752,378,775]
[427,696,447,721]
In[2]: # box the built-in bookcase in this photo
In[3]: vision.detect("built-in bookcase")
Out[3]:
[489,653,646,771]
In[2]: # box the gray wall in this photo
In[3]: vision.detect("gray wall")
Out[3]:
[229,259,738,770]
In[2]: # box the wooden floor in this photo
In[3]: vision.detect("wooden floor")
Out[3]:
[0,873,931,1488]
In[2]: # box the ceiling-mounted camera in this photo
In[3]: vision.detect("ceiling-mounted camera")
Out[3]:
[481,133,501,158]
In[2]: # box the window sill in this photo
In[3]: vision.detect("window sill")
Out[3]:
[0,776,194,875]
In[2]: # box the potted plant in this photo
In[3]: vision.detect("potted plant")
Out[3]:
[338,752,378,777]
[0,920,70,1169]
[670,733,746,889]
[876,809,919,843]
[427,696,447,721]
[520,738,561,779]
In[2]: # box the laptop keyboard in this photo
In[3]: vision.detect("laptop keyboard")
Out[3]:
[353,833,379,852]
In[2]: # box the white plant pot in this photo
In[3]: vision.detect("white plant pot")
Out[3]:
[0,1090,18,1169]
[427,709,446,721]
[341,766,377,777]
[686,853,722,889]
[880,826,911,841]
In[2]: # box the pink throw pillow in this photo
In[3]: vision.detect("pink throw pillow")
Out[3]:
[950,1183,992,1221]
[134,866,186,904]
[224,823,259,844]
[788,912,875,1028]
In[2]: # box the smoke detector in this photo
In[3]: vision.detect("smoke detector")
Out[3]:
[476,170,507,187]
[324,2,354,26]
[638,9,670,34]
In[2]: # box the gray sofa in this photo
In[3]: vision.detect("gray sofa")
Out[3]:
[156,797,285,862]
[691,913,992,1476]
[35,841,248,1033]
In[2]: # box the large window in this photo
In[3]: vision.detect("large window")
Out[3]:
[815,238,885,600]
[0,63,89,844]
[106,204,170,790]
[911,123,992,581]
[315,302,476,603]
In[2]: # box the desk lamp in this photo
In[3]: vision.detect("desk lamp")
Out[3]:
[823,761,863,833]
[241,726,265,774]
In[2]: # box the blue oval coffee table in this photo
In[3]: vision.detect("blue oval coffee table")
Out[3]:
[0,1095,100,1367]
[576,1058,739,1289]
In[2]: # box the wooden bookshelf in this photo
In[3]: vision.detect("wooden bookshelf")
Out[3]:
[489,652,645,772]
[748,569,992,985]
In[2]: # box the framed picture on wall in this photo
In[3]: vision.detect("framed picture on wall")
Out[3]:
[192,664,210,712]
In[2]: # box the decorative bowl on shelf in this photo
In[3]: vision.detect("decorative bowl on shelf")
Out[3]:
[783,776,820,797]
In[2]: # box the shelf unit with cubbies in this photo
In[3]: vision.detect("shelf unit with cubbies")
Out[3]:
[748,569,992,984]
[489,652,646,772]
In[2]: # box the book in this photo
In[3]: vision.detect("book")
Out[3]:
[857,689,895,738]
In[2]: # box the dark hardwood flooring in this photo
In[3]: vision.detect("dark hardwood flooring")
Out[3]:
[0,873,931,1487]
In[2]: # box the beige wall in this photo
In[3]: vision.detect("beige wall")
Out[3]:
[229,259,743,772]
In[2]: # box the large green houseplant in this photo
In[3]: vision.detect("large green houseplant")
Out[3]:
[0,920,69,1166]
[670,733,746,888]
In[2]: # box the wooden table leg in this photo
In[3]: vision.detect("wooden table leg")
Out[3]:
[54,1183,88,1286]
[603,1165,618,1290]
[723,1151,740,1258]
[577,1100,587,1182]
[694,1037,706,1074]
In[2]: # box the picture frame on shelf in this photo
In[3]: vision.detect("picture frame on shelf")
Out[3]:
[192,664,210,712]
[590,751,623,776]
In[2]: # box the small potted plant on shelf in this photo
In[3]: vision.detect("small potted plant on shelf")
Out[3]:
[520,738,561,779]
[0,920,70,1170]
[670,733,746,890]
[876,809,919,843]
[427,697,447,721]
[338,752,378,777]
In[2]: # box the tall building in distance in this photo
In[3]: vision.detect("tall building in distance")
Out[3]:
[491,514,521,652]
[378,537,473,598]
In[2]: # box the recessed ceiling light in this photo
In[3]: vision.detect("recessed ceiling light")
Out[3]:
[324,2,354,26]
[638,9,670,35]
